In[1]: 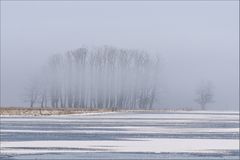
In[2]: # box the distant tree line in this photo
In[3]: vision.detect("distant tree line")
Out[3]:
[26,46,161,110]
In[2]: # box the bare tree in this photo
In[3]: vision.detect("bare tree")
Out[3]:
[195,81,214,110]
[25,78,39,108]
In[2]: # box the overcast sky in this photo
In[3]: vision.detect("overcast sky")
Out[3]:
[1,1,239,110]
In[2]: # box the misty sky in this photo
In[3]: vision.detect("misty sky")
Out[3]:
[1,1,239,110]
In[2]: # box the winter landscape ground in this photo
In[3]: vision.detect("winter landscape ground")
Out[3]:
[0,111,239,160]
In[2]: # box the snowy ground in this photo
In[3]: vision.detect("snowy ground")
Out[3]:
[0,111,239,159]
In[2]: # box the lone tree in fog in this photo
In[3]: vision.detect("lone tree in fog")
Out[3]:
[25,79,39,108]
[195,81,214,110]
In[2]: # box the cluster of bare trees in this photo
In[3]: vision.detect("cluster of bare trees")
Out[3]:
[26,46,161,110]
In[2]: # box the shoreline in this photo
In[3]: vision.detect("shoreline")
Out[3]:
[0,107,238,116]
[0,107,117,116]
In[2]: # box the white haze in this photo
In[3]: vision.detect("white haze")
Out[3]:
[1,1,239,110]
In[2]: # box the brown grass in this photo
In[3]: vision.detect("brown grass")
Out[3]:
[0,107,116,116]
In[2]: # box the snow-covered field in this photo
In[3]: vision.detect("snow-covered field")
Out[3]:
[0,111,239,159]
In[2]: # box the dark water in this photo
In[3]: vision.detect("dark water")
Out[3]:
[1,111,239,159]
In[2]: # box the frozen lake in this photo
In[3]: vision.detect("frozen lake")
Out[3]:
[0,111,239,159]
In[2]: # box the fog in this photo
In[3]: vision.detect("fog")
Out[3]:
[1,1,239,110]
